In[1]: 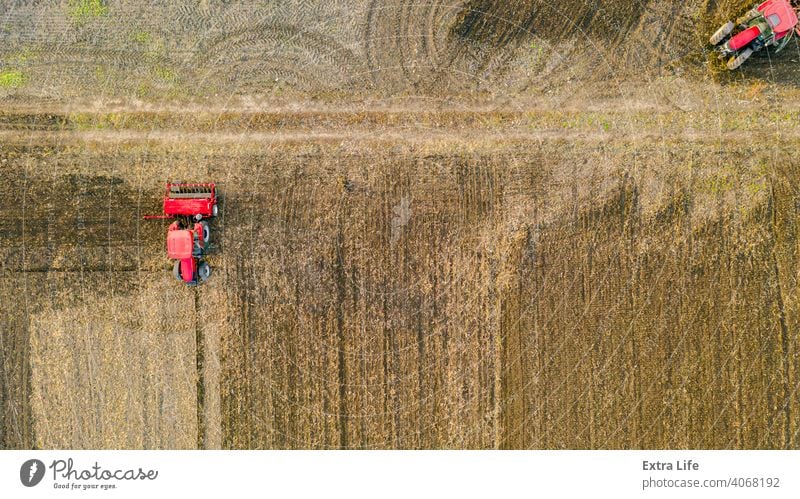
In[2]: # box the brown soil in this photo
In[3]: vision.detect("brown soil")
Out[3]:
[2,0,800,450]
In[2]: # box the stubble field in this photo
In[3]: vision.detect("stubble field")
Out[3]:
[2,0,800,449]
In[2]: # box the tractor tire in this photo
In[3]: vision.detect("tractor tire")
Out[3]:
[200,221,211,243]
[710,21,734,45]
[173,261,182,281]
[727,48,753,70]
[198,261,211,282]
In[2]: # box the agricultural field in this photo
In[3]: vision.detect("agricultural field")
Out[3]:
[2,0,800,450]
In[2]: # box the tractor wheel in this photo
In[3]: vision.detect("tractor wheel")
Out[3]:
[710,21,734,45]
[727,48,753,70]
[198,261,211,282]
[173,261,182,281]
[200,221,211,243]
[212,204,218,217]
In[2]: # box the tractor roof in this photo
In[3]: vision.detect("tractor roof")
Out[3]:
[760,0,798,33]
[167,230,194,259]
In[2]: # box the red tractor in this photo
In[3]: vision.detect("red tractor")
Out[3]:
[145,183,218,286]
[710,0,800,69]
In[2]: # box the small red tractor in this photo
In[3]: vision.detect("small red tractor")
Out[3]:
[144,183,218,286]
[710,0,800,69]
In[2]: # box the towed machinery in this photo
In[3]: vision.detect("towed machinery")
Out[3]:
[710,0,800,69]
[144,183,218,286]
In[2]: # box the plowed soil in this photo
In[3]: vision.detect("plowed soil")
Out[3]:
[2,0,800,449]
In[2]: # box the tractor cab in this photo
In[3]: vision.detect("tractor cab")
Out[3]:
[759,0,798,35]
[168,221,211,285]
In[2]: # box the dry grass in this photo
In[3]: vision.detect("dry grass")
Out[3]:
[28,277,197,449]
[3,122,795,449]
[2,0,800,450]
[3,0,791,100]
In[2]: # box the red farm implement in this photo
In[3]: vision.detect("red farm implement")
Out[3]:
[710,0,800,69]
[144,183,218,286]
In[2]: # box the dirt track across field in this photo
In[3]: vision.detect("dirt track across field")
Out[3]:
[2,0,800,449]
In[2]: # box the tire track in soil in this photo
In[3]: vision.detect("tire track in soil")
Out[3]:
[207,60,319,93]
[364,1,402,90]
[194,286,222,450]
[620,1,701,71]
[196,22,365,79]
[364,0,379,86]
[2,0,798,98]
[0,177,34,448]
[364,1,475,93]
[396,0,413,84]
[365,1,433,91]
[194,288,206,449]
[334,217,349,448]
[189,8,369,93]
